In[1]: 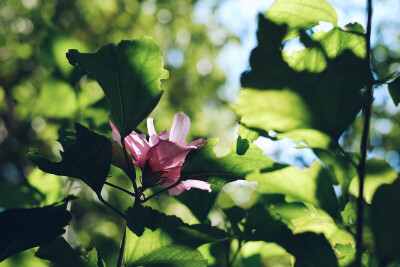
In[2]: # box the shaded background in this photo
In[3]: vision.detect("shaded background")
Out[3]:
[0,0,399,266]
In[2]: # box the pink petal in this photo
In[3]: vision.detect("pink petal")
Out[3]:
[124,132,150,168]
[169,112,190,144]
[158,130,169,140]
[187,138,207,149]
[147,140,192,172]
[110,121,122,145]
[147,118,157,136]
[168,180,212,196]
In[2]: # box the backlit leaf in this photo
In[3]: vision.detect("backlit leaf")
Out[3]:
[67,38,168,138]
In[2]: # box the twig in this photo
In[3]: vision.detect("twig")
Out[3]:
[97,193,126,219]
[356,0,373,265]
[140,179,182,203]
[105,181,135,197]
[117,227,126,267]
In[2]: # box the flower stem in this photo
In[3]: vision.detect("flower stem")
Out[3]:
[105,181,135,197]
[97,193,126,220]
[117,227,126,267]
[356,0,373,265]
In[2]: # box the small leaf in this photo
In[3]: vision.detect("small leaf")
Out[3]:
[388,75,400,106]
[124,228,207,267]
[67,38,169,138]
[110,139,135,182]
[349,159,398,203]
[0,201,71,262]
[126,205,228,247]
[370,179,400,265]
[27,123,112,195]
[266,0,338,39]
[246,162,339,218]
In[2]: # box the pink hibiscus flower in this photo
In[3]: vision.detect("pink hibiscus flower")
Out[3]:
[111,112,211,196]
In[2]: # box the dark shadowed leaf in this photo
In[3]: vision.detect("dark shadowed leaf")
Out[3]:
[370,179,400,266]
[27,123,112,195]
[0,201,71,262]
[36,237,105,267]
[67,38,168,138]
[126,204,228,247]
[236,16,370,140]
[388,75,400,106]
[245,204,338,267]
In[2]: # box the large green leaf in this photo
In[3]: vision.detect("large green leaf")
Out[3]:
[124,228,207,267]
[349,159,398,203]
[126,205,228,247]
[36,237,105,267]
[246,162,339,218]
[245,204,338,267]
[0,201,71,262]
[266,0,337,39]
[370,179,400,266]
[181,138,279,187]
[236,16,370,140]
[67,38,168,138]
[27,123,112,195]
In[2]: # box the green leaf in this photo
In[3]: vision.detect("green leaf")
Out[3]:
[349,159,398,203]
[370,179,400,266]
[266,0,337,40]
[27,123,112,195]
[124,228,207,267]
[0,180,43,209]
[67,38,169,138]
[246,162,339,218]
[181,138,279,187]
[126,205,228,247]
[245,204,338,267]
[388,75,400,106]
[110,139,136,182]
[36,237,105,267]
[237,16,370,140]
[229,124,260,155]
[0,201,71,262]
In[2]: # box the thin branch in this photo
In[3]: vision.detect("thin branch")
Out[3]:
[105,181,135,197]
[140,179,182,203]
[97,193,126,220]
[117,227,126,267]
[356,0,373,265]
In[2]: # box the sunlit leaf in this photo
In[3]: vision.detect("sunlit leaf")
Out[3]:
[36,237,105,267]
[67,38,169,138]
[246,162,339,218]
[27,123,112,195]
[124,227,207,267]
[370,179,400,265]
[181,138,279,187]
[245,204,338,267]
[349,159,398,203]
[126,204,228,247]
[266,0,337,39]
[0,201,71,262]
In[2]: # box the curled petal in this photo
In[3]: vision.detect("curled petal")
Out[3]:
[169,112,190,144]
[168,180,212,196]
[110,121,122,145]
[125,132,150,168]
[187,138,207,149]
